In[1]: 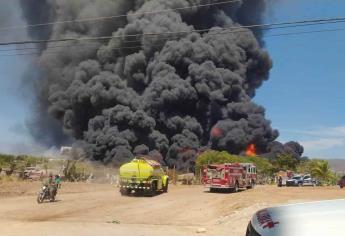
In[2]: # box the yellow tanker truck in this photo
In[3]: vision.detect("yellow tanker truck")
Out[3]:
[119,156,169,196]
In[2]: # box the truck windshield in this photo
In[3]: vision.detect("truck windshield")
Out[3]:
[207,168,225,178]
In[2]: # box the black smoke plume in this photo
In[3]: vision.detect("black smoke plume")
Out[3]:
[17,0,303,169]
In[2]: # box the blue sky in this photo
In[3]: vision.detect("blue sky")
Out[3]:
[255,0,345,158]
[1,0,345,158]
[0,50,34,153]
[0,1,48,155]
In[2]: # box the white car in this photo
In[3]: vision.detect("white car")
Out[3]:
[302,174,317,186]
[246,199,345,236]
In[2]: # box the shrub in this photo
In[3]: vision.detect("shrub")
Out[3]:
[195,150,274,176]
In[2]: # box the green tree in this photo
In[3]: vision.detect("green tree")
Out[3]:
[311,160,335,185]
[296,159,319,174]
[273,153,298,171]
[7,160,17,175]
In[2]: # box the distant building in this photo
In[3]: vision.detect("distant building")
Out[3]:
[60,146,72,156]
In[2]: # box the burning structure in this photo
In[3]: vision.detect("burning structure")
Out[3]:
[17,0,304,169]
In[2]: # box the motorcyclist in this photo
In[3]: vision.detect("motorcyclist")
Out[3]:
[44,173,58,199]
[55,175,62,189]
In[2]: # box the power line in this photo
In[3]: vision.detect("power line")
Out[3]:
[266,27,345,37]
[1,26,345,57]
[0,45,145,57]
[0,0,241,32]
[0,41,101,52]
[2,19,345,52]
[1,16,345,46]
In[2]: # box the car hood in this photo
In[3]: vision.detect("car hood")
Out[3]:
[251,199,345,236]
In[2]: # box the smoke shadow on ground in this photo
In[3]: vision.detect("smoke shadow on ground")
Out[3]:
[204,189,245,194]
[120,191,164,198]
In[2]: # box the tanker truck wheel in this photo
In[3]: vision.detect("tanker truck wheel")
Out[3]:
[120,189,126,196]
[163,181,169,193]
[148,181,157,197]
[120,188,131,196]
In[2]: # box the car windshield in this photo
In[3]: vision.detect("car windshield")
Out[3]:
[2,2,345,236]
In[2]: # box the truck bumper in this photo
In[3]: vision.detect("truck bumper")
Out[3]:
[205,185,232,189]
[120,185,151,190]
[119,181,152,190]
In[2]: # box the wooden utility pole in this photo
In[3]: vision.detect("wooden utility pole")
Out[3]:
[199,168,202,184]
[173,165,176,185]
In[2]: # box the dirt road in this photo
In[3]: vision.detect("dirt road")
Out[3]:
[1,183,345,236]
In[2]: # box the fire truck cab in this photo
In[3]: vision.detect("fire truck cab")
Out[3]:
[202,163,256,192]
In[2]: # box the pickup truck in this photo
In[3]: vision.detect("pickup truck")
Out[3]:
[286,175,303,186]
[302,174,317,186]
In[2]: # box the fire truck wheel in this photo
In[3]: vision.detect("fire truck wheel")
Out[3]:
[234,182,239,193]
[251,180,255,189]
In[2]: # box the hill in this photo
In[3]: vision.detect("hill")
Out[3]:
[328,159,345,174]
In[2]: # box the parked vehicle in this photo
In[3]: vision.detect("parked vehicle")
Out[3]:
[302,174,316,186]
[246,199,345,236]
[276,170,294,186]
[118,156,169,196]
[338,175,345,188]
[286,175,303,187]
[202,163,256,192]
[177,173,195,185]
[24,167,44,181]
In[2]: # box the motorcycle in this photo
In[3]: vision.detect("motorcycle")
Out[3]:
[37,185,56,203]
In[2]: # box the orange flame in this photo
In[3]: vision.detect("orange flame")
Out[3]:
[210,127,222,138]
[245,144,257,157]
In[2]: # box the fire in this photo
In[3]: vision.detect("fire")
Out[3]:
[210,127,222,138]
[245,144,257,157]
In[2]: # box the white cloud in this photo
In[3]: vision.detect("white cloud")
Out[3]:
[285,126,345,138]
[0,140,60,158]
[282,126,345,158]
[300,138,345,151]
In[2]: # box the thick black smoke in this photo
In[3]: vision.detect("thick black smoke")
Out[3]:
[19,0,54,41]
[18,0,303,169]
[262,141,304,161]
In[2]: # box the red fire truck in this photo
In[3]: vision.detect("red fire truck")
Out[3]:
[202,163,257,192]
